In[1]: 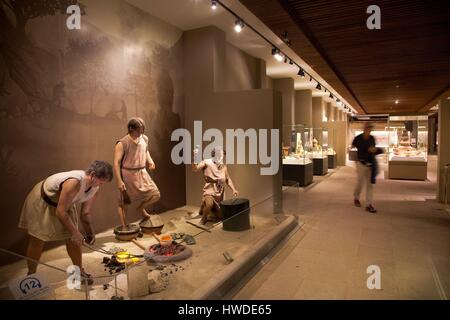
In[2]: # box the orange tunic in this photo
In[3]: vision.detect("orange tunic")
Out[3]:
[118,134,160,203]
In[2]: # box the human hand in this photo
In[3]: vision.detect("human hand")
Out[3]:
[85,234,96,245]
[148,162,156,170]
[118,181,126,192]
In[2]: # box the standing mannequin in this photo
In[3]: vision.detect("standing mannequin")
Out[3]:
[114,118,161,227]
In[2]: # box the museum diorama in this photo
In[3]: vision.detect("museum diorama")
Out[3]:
[387,116,428,180]
[282,125,314,187]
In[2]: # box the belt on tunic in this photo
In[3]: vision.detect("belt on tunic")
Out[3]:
[40,180,58,208]
[122,166,146,171]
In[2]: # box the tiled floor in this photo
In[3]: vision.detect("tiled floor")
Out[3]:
[234,156,450,300]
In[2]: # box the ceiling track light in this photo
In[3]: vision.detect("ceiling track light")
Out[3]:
[206,1,356,115]
[234,19,244,33]
[271,47,284,62]
[297,68,305,78]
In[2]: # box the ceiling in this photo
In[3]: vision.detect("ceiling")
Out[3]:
[126,0,356,112]
[240,0,450,114]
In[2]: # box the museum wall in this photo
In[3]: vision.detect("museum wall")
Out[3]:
[183,26,282,208]
[0,0,185,263]
[273,78,295,148]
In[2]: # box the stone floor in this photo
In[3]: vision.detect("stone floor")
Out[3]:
[234,156,450,300]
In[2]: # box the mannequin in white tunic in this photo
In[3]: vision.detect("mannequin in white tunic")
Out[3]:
[19,161,113,280]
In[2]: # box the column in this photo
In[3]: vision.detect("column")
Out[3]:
[438,98,450,202]
[295,90,312,126]
[273,78,295,147]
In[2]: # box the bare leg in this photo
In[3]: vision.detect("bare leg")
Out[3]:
[65,239,82,269]
[137,193,161,218]
[117,204,128,227]
[66,240,93,285]
[25,235,45,275]
[200,197,214,225]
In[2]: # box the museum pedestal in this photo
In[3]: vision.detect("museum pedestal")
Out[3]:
[313,157,328,175]
[282,163,313,187]
[328,154,337,169]
[388,160,427,180]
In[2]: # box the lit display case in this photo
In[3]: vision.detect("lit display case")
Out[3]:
[387,115,428,180]
[282,125,313,186]
[323,127,337,168]
[311,128,329,175]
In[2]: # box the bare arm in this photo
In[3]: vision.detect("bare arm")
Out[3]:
[80,194,97,244]
[56,179,83,245]
[147,150,155,170]
[114,142,125,191]
[192,161,206,172]
[225,167,239,196]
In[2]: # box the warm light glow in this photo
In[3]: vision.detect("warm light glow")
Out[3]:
[274,52,284,62]
[395,100,399,104]
[211,0,217,10]
[234,20,243,33]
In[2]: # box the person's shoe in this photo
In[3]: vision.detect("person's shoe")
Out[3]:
[81,269,94,286]
[365,205,377,213]
[354,199,361,207]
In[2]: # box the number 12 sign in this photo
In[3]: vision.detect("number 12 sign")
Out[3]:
[8,273,52,300]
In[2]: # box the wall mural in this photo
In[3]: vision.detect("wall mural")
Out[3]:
[0,0,185,263]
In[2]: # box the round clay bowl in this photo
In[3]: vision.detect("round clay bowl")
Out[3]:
[114,224,140,241]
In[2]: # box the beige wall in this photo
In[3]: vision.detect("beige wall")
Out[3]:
[273,78,295,147]
[0,0,186,263]
[312,97,325,128]
[183,26,282,210]
[327,103,334,122]
[295,90,312,126]
[437,98,450,202]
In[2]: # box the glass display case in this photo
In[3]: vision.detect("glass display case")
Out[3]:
[282,125,313,186]
[311,128,329,175]
[323,127,337,168]
[387,115,428,180]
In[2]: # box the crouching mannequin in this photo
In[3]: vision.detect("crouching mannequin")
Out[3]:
[192,146,239,225]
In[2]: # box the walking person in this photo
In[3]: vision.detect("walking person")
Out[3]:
[351,123,379,213]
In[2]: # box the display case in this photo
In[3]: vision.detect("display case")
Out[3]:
[387,115,428,180]
[323,128,337,168]
[311,128,329,175]
[282,125,313,186]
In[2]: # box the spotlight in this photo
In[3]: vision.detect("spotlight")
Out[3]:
[337,99,342,106]
[297,68,305,78]
[284,57,288,63]
[211,0,217,10]
[395,99,399,104]
[234,20,244,33]
[316,82,322,90]
[289,59,294,65]
[271,47,284,62]
[329,93,333,99]
[309,76,312,82]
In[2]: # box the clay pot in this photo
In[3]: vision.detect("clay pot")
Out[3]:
[114,224,141,241]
